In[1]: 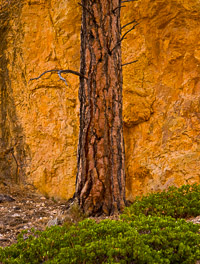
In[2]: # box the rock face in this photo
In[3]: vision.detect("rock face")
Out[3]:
[0,0,200,201]
[0,0,81,199]
[122,0,200,200]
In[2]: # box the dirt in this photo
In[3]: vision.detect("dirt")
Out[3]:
[0,180,120,248]
[0,180,199,249]
[0,181,70,248]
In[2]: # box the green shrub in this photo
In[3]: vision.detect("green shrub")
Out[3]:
[0,216,200,263]
[122,184,200,219]
[1,184,200,263]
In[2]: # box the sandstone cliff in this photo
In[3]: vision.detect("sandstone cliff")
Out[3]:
[0,0,200,201]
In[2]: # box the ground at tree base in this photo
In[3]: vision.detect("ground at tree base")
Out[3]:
[1,182,200,263]
[1,181,200,248]
[0,181,120,248]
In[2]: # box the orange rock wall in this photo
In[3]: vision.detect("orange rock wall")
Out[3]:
[0,0,81,199]
[123,0,200,200]
[0,0,200,201]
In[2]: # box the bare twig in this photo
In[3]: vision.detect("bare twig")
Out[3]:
[110,22,139,54]
[122,60,138,67]
[121,20,136,30]
[58,70,68,86]
[29,69,87,85]
[112,5,126,13]
[60,69,87,79]
[121,22,139,42]
[11,150,19,168]
[122,0,137,3]
[29,69,58,82]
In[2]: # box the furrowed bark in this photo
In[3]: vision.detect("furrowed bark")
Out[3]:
[76,0,126,216]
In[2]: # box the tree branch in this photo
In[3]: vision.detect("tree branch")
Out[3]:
[11,150,19,168]
[121,22,139,42]
[112,5,126,14]
[29,69,58,82]
[121,20,136,30]
[29,69,88,85]
[122,60,138,67]
[58,70,68,86]
[110,22,139,54]
[60,69,87,79]
[122,0,137,3]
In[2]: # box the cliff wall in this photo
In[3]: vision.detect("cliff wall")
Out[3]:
[0,0,200,201]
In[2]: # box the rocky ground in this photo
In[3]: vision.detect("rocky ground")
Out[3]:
[0,181,119,248]
[0,181,74,248]
[0,180,200,249]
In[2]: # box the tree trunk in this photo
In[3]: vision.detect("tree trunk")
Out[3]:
[76,0,125,216]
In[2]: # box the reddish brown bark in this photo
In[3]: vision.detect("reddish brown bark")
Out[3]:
[76,0,125,215]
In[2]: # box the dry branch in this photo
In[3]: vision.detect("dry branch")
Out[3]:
[122,60,138,66]
[121,20,136,30]
[112,5,126,13]
[121,22,139,42]
[110,22,139,54]
[29,69,87,85]
[122,0,137,3]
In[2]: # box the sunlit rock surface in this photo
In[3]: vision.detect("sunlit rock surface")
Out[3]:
[0,0,81,199]
[0,0,200,200]
[122,0,200,200]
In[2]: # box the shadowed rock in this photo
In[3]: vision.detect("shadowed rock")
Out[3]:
[0,194,15,203]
